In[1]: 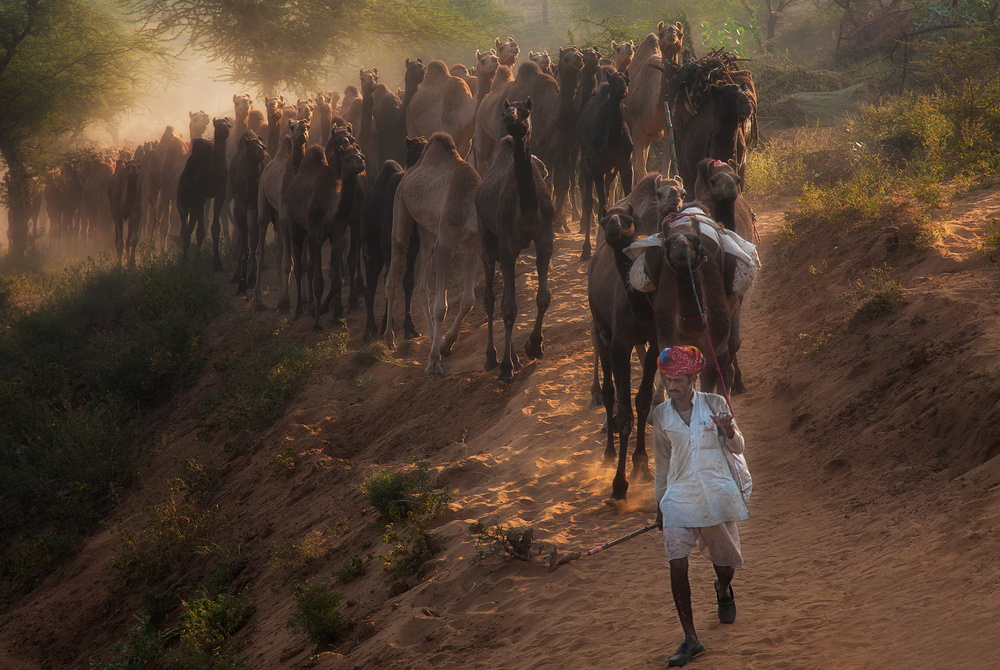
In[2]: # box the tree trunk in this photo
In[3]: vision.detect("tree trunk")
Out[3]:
[0,137,30,256]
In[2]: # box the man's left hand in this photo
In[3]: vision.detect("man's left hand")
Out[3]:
[710,412,736,439]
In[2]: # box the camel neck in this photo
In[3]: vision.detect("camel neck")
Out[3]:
[712,197,736,232]
[673,254,704,324]
[401,81,418,116]
[612,244,655,322]
[360,91,374,149]
[476,72,494,105]
[607,95,625,152]
[291,141,306,175]
[557,69,580,129]
[512,132,537,214]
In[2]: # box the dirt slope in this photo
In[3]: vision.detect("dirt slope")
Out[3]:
[2,186,1000,669]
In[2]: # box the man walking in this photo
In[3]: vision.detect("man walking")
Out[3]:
[651,345,750,667]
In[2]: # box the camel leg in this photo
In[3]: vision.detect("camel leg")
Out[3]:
[729,305,746,395]
[524,235,552,361]
[276,217,293,313]
[346,215,363,313]
[178,204,192,260]
[383,203,417,347]
[480,227,499,371]
[423,238,447,376]
[211,195,224,271]
[244,207,258,292]
[440,242,478,356]
[631,344,658,482]
[631,138,650,183]
[252,207,270,311]
[610,338,634,500]
[497,245,518,384]
[127,212,140,270]
[327,231,348,323]
[590,322,603,407]
[290,226,307,320]
[402,235,420,340]
[363,232,384,343]
[579,164,594,261]
[597,334,617,465]
[309,233,329,331]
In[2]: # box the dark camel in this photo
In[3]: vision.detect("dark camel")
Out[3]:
[361,136,427,342]
[230,130,268,295]
[694,158,754,239]
[578,70,633,260]
[674,84,754,195]
[373,59,424,165]
[177,117,230,269]
[107,159,142,268]
[476,99,555,383]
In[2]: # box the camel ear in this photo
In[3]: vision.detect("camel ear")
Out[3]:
[676,22,683,31]
[524,97,532,110]
[476,50,482,59]
[504,98,511,109]
[496,38,502,50]
[658,21,665,30]
[373,67,378,75]
[728,159,739,172]
[599,206,607,220]
[629,40,634,47]
[626,202,634,217]
[611,41,618,48]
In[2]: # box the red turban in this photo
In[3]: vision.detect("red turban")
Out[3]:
[658,346,706,376]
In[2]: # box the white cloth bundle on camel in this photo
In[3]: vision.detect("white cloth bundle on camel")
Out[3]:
[625,205,761,296]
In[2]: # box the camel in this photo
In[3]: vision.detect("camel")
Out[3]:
[694,158,754,239]
[674,83,755,195]
[406,60,476,158]
[227,94,252,164]
[254,119,310,312]
[450,63,478,97]
[578,70,633,260]
[177,117,230,269]
[625,24,681,181]
[529,51,554,77]
[311,93,334,149]
[285,130,366,329]
[383,132,482,376]
[476,99,555,383]
[340,85,362,132]
[230,130,268,294]
[107,159,142,268]
[189,111,211,139]
[373,58,424,166]
[652,210,740,395]
[359,68,379,170]
[588,204,658,499]
[361,136,427,342]
[612,40,635,72]
[495,37,520,66]
[474,64,514,173]
[265,95,286,157]
[148,126,189,251]
[248,109,266,136]
[474,50,500,108]
[80,155,114,242]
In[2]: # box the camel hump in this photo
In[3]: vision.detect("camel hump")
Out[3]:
[424,60,450,81]
[425,132,459,157]
[630,33,661,71]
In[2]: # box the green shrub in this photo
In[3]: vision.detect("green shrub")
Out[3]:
[469,522,534,564]
[289,579,352,650]
[849,263,905,320]
[174,589,254,669]
[362,459,449,521]
[380,523,447,578]
[89,614,170,670]
[336,556,366,584]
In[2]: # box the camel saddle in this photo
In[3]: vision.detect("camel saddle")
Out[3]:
[625,206,761,296]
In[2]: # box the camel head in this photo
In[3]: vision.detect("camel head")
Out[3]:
[655,175,687,220]
[607,70,629,101]
[580,46,601,73]
[611,40,634,72]
[360,67,378,94]
[296,98,315,119]
[663,222,707,273]
[476,50,500,78]
[658,21,684,62]
[502,98,532,139]
[404,58,426,89]
[528,50,551,73]
[558,45,585,74]
[697,158,741,203]
[598,203,636,250]
[247,109,266,134]
[265,96,284,121]
[124,160,141,182]
[289,119,309,148]
[326,122,355,163]
[495,37,519,66]
[341,143,367,178]
[188,110,210,138]
[233,93,252,119]
[243,131,267,163]
[212,117,232,142]
[404,136,428,168]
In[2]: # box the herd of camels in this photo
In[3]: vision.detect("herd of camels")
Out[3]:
[36,23,762,499]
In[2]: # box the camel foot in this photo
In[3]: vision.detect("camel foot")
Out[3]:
[591,390,603,407]
[213,258,224,272]
[610,478,629,501]
[425,359,445,376]
[236,281,247,297]
[603,452,617,467]
[632,465,653,482]
[252,301,267,313]
[524,337,543,361]
[499,366,515,384]
[731,382,748,396]
[485,349,498,371]
[275,302,291,315]
[403,320,420,340]
[313,321,324,333]
[600,419,608,433]
[580,245,592,261]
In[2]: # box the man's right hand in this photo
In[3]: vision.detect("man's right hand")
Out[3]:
[655,508,663,530]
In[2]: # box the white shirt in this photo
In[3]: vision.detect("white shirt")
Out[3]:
[652,391,750,528]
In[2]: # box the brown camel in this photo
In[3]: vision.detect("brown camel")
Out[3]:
[528,50,554,77]
[625,33,666,182]
[265,95,285,157]
[312,92,334,148]
[495,37,520,66]
[588,204,658,499]
[248,109,266,136]
[177,117,230,270]
[148,126,189,251]
[230,130,268,294]
[612,40,635,72]
[474,64,514,173]
[340,85,362,132]
[659,21,684,64]
[406,61,477,158]
[693,158,754,240]
[359,68,379,170]
[474,50,500,108]
[373,58,424,166]
[227,93,252,164]
[383,132,482,376]
[476,99,555,383]
[80,155,114,242]
[450,63,478,97]
[253,119,310,312]
[107,159,142,268]
[189,111,211,139]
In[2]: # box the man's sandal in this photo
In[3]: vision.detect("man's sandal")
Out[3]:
[668,640,705,667]
[715,578,737,624]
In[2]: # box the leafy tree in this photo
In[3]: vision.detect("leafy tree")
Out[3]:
[131,0,511,95]
[0,0,159,256]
